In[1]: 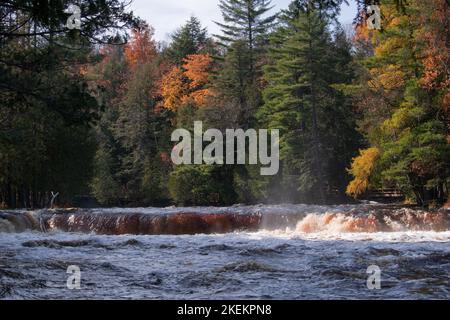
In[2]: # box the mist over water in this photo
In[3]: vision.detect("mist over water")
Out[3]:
[1,204,449,299]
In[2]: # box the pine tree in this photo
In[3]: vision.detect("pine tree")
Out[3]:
[259,3,360,203]
[210,0,277,129]
[207,40,256,129]
[215,0,276,73]
[287,0,347,21]
[90,44,127,205]
[90,25,172,206]
[166,16,211,65]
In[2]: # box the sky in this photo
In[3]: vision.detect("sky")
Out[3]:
[130,0,358,42]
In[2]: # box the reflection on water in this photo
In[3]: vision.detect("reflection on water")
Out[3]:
[0,204,449,299]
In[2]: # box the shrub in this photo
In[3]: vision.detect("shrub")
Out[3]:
[168,165,236,206]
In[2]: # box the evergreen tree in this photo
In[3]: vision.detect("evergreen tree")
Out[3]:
[166,16,211,65]
[207,40,257,129]
[210,0,277,129]
[89,44,127,205]
[258,3,361,203]
[215,0,277,72]
[287,0,347,21]
[90,26,172,206]
[0,0,137,208]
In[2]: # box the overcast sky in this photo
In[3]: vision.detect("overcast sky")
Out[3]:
[130,0,358,42]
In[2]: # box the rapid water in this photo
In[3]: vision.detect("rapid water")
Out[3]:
[1,204,449,299]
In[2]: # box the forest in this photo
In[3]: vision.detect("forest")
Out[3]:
[0,0,448,209]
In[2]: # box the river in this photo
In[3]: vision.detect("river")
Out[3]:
[0,204,449,299]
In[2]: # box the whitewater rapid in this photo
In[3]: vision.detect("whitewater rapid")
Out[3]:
[1,204,449,299]
[0,204,448,235]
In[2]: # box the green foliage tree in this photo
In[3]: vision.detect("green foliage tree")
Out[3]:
[210,0,278,128]
[166,16,212,65]
[258,3,361,203]
[215,0,276,72]
[168,165,237,206]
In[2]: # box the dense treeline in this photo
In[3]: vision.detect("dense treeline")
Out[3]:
[346,0,449,206]
[0,0,448,208]
[0,0,138,208]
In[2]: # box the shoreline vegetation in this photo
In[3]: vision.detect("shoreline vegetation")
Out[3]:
[1,1,449,210]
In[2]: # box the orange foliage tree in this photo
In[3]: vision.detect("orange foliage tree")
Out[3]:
[415,0,449,92]
[160,54,213,111]
[183,54,212,88]
[160,66,189,112]
[125,24,158,68]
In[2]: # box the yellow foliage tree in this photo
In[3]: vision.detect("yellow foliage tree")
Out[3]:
[370,64,405,91]
[346,148,381,198]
